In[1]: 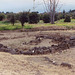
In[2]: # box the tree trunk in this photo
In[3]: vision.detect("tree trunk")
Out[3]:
[43,0,59,24]
[13,23,14,26]
[50,12,55,24]
[22,23,24,28]
[50,1,56,24]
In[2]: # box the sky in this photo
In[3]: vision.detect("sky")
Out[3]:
[0,0,75,13]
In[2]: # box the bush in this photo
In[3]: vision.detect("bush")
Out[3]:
[19,12,29,28]
[43,14,50,23]
[72,14,75,19]
[29,12,40,24]
[64,15,71,22]
[0,13,5,21]
[58,13,63,19]
[7,13,13,20]
[39,14,43,20]
[15,13,20,20]
[55,14,58,21]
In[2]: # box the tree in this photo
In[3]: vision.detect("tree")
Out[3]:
[62,10,66,19]
[19,12,29,28]
[7,13,13,20]
[43,13,50,23]
[72,14,75,19]
[64,15,71,22]
[39,13,43,20]
[10,14,15,26]
[29,12,40,24]
[54,13,58,21]
[0,13,5,21]
[43,0,59,24]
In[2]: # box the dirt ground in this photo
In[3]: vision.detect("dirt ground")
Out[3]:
[0,30,75,75]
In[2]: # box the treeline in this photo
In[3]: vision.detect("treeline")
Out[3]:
[0,10,75,27]
[0,12,40,28]
[41,10,75,23]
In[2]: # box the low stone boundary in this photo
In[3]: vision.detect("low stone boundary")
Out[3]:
[0,35,75,55]
[23,35,75,55]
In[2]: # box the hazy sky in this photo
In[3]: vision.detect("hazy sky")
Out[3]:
[0,0,75,13]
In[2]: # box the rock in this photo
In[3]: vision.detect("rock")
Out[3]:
[44,57,58,66]
[52,61,58,66]
[24,51,34,55]
[23,42,27,45]
[20,51,26,54]
[60,62,72,69]
[29,38,42,45]
[9,49,17,54]
[0,44,3,48]
[3,46,7,48]
[70,36,75,40]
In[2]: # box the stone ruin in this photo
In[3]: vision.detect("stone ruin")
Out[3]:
[0,44,20,54]
[23,34,75,55]
[0,34,75,55]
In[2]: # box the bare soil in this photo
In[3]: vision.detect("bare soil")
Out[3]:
[0,29,75,75]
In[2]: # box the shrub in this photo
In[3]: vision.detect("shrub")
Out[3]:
[15,13,20,20]
[29,12,40,24]
[0,13,5,21]
[43,14,50,23]
[64,15,71,22]
[55,14,58,21]
[72,14,75,19]
[19,12,29,28]
[7,13,13,20]
[58,13,63,19]
[39,14,43,20]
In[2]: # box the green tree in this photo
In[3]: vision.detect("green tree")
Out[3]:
[19,12,29,28]
[10,14,16,26]
[0,13,5,21]
[43,13,50,23]
[29,12,40,24]
[62,10,66,19]
[64,15,71,22]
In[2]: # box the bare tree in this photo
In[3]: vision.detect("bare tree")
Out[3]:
[43,0,59,24]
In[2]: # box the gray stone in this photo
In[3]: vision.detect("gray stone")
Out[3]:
[0,44,3,48]
[60,62,72,69]
[70,36,75,40]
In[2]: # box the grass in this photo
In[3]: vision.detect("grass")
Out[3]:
[0,22,33,30]
[0,19,75,30]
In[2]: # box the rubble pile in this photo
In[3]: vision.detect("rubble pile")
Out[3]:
[24,35,75,55]
[0,34,75,55]
[28,38,42,45]
[22,37,42,45]
[0,44,20,54]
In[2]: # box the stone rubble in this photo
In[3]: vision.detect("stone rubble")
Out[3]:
[60,62,72,69]
[0,35,75,55]
[24,35,75,55]
[0,44,20,54]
